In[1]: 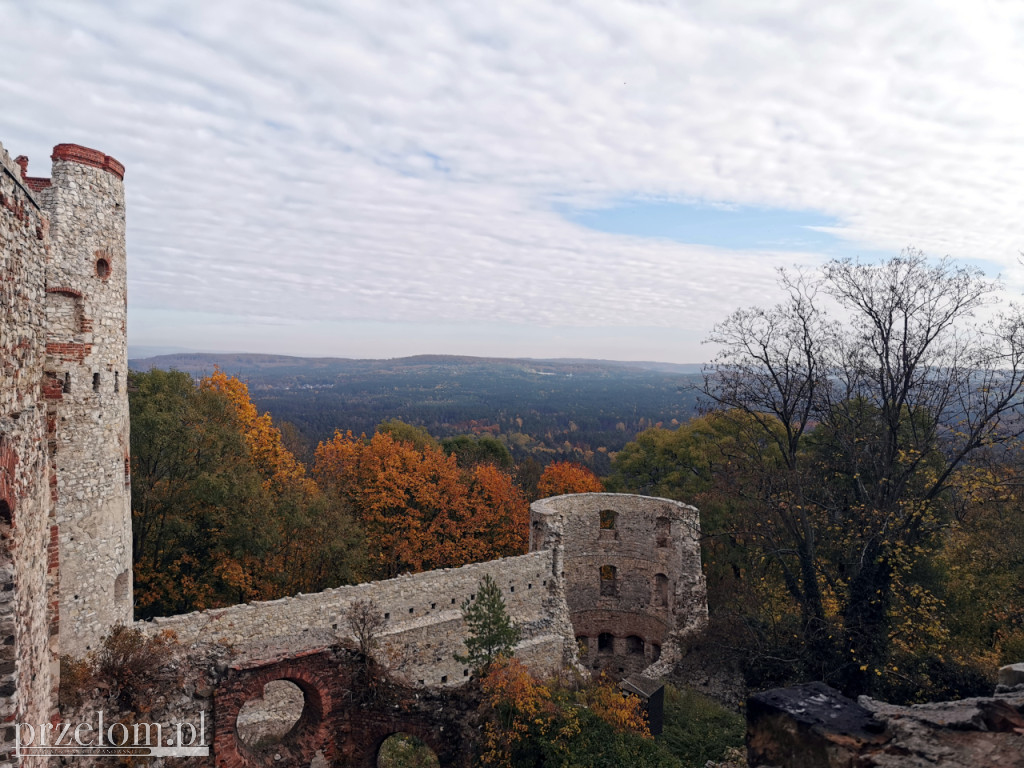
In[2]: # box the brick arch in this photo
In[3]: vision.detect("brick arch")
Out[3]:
[213,648,476,768]
[351,720,455,767]
[214,659,334,768]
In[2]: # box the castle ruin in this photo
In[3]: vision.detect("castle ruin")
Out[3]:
[0,139,708,767]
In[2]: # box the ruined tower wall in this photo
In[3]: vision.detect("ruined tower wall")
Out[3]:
[41,146,132,656]
[0,143,59,768]
[141,549,578,686]
[530,493,707,679]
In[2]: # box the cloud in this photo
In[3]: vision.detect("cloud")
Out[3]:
[2,0,1023,361]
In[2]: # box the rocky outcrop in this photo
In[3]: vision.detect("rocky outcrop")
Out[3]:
[747,680,1024,768]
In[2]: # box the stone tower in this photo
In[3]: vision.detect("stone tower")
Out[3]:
[36,145,133,656]
[530,493,707,679]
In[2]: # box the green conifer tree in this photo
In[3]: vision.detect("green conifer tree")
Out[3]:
[455,574,521,673]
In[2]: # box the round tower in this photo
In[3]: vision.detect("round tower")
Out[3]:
[42,144,132,656]
[530,493,708,679]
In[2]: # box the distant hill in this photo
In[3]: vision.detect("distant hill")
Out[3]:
[128,352,704,382]
[128,352,705,473]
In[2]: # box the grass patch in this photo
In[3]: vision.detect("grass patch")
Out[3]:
[658,686,745,768]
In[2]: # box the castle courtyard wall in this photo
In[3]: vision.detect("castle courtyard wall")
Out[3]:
[141,549,578,686]
[0,142,59,768]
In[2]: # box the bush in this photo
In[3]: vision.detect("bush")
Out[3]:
[94,625,176,709]
[659,686,745,768]
[478,658,682,768]
[58,655,96,710]
[377,734,440,768]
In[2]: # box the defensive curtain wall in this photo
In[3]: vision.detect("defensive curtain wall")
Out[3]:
[1,141,59,768]
[140,550,579,687]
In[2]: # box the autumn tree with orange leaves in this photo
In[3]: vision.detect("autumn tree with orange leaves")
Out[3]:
[314,428,529,579]
[200,369,364,599]
[477,657,672,768]
[130,369,363,616]
[536,461,604,498]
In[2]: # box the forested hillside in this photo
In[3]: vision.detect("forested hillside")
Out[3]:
[128,354,703,474]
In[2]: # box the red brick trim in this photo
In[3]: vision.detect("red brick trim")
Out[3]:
[46,286,83,298]
[46,342,91,362]
[25,177,52,192]
[43,376,64,401]
[51,144,124,180]
[48,525,59,572]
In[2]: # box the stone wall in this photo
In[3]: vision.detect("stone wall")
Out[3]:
[140,550,578,686]
[0,142,59,768]
[529,493,707,679]
[0,138,132,767]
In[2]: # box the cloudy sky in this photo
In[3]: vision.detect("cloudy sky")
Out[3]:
[3,1,1024,363]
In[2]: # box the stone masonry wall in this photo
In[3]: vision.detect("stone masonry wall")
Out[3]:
[0,142,58,768]
[40,146,132,657]
[530,493,707,679]
[140,550,578,687]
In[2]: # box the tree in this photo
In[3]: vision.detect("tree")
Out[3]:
[478,657,673,768]
[703,251,1024,695]
[130,369,269,614]
[345,598,388,659]
[377,419,439,451]
[536,461,604,498]
[455,574,521,674]
[130,369,363,616]
[441,434,514,469]
[314,430,528,579]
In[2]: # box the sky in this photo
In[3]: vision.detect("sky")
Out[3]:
[2,1,1024,363]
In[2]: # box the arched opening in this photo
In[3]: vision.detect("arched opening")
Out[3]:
[377,733,440,768]
[576,636,589,654]
[656,516,671,547]
[95,258,111,279]
[114,571,129,605]
[600,565,618,597]
[599,509,617,530]
[598,633,614,653]
[235,680,305,751]
[626,635,645,655]
[654,573,669,607]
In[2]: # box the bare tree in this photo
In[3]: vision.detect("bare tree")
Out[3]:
[344,598,387,659]
[704,250,1024,694]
